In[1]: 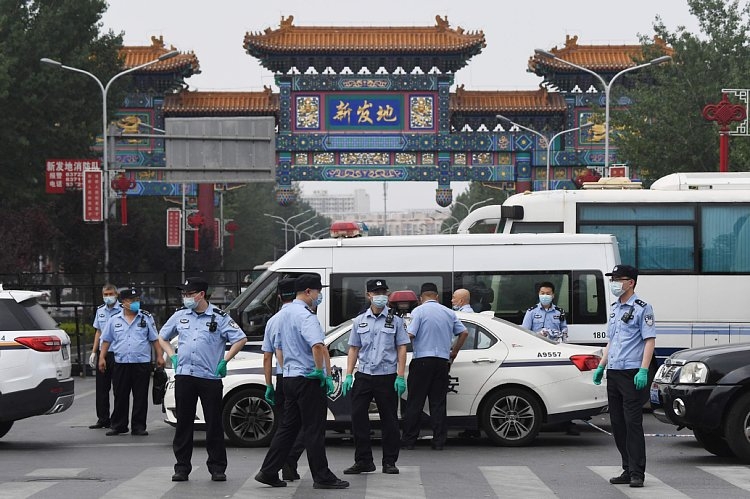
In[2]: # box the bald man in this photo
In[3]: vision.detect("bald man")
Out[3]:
[451,289,474,313]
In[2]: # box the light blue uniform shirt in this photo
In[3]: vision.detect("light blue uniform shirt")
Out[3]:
[159,303,246,380]
[522,303,568,337]
[408,300,466,360]
[92,302,122,348]
[605,293,656,370]
[262,302,291,375]
[100,310,158,363]
[349,306,410,375]
[273,299,325,378]
[458,304,474,313]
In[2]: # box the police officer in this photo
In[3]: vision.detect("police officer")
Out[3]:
[522,281,578,435]
[88,283,121,429]
[593,265,656,489]
[255,274,349,490]
[159,277,247,482]
[98,287,164,436]
[522,281,568,342]
[262,277,305,481]
[401,282,468,450]
[451,288,474,312]
[341,279,409,475]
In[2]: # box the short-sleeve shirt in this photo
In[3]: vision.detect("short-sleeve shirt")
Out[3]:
[458,304,474,313]
[262,303,291,375]
[273,299,325,378]
[349,306,410,375]
[522,303,568,337]
[100,310,158,364]
[92,302,123,348]
[605,293,656,370]
[408,300,466,360]
[159,303,246,380]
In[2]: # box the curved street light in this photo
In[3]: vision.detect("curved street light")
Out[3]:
[498,115,593,190]
[41,50,179,275]
[263,210,312,252]
[533,50,671,169]
[453,198,493,218]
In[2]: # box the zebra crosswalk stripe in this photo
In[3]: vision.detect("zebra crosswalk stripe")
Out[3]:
[479,466,556,498]
[588,466,690,498]
[101,466,177,498]
[0,467,88,499]
[698,466,750,492]
[365,465,426,499]
[234,466,309,498]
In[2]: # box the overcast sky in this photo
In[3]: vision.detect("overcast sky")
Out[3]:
[101,0,700,211]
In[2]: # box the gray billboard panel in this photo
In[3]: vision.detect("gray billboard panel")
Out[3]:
[165,117,275,182]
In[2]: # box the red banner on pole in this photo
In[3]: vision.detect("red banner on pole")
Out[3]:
[166,208,182,248]
[213,218,221,249]
[82,169,103,222]
[46,159,100,194]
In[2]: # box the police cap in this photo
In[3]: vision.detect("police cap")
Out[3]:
[294,274,327,292]
[420,282,439,295]
[366,279,388,292]
[119,287,141,299]
[177,277,209,293]
[605,264,638,281]
[278,278,297,299]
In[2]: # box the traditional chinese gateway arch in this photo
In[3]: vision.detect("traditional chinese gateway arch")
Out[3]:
[114,18,672,211]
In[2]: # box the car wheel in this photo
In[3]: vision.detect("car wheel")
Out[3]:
[0,421,12,438]
[222,387,277,447]
[724,392,750,462]
[693,428,734,458]
[480,387,543,447]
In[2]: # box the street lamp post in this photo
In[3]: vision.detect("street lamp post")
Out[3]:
[497,115,593,190]
[41,50,179,275]
[290,217,318,245]
[453,198,493,218]
[263,210,312,252]
[533,50,671,169]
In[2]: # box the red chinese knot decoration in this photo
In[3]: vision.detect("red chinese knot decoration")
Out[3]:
[702,93,746,172]
[187,212,206,251]
[110,173,136,225]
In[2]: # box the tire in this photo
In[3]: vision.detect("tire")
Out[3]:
[0,421,12,439]
[693,428,735,458]
[222,387,277,447]
[480,387,543,446]
[724,392,750,462]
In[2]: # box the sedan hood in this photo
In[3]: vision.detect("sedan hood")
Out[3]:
[668,344,750,364]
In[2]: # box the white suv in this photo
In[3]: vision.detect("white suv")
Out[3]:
[0,288,74,438]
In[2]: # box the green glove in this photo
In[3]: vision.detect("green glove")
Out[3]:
[342,374,353,396]
[325,376,335,396]
[170,354,178,369]
[634,367,649,390]
[593,365,605,385]
[215,359,228,378]
[306,368,326,386]
[264,384,275,406]
[394,375,406,397]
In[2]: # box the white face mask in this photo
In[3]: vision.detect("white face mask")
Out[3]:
[610,281,625,297]
[103,296,116,306]
[372,295,388,308]
[539,295,553,306]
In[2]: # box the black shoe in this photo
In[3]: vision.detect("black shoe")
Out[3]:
[313,478,349,489]
[343,462,376,474]
[458,429,481,438]
[131,430,148,436]
[431,443,444,450]
[609,471,631,484]
[382,464,399,474]
[211,472,227,482]
[254,471,287,488]
[172,472,189,482]
[401,440,416,450]
[88,421,110,429]
[281,464,300,481]
[105,429,128,436]
[629,476,644,488]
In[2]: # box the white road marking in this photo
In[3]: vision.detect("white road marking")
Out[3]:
[699,466,750,492]
[101,466,177,498]
[235,466,310,498]
[589,465,690,498]
[366,465,426,499]
[480,466,556,498]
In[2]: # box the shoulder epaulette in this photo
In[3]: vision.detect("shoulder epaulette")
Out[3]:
[635,299,647,307]
[527,306,536,312]
[97,303,106,309]
[140,310,152,317]
[212,307,227,316]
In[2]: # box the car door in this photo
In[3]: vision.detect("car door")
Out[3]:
[446,320,509,417]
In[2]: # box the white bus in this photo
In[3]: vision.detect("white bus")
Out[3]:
[226,233,620,346]
[457,172,750,361]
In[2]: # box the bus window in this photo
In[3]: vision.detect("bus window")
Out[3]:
[509,222,563,234]
[701,205,750,272]
[570,271,606,324]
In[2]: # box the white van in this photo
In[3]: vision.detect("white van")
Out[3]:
[226,233,620,346]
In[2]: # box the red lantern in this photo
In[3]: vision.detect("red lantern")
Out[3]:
[225,220,239,251]
[187,212,206,251]
[110,173,136,225]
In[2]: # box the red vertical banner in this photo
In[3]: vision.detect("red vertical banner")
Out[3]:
[166,208,182,248]
[82,169,103,222]
[213,218,221,249]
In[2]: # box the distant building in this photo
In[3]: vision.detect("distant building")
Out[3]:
[358,209,450,236]
[301,188,370,217]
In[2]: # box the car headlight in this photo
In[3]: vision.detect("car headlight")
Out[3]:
[678,362,709,384]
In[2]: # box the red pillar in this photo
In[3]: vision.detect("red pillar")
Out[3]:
[719,131,729,173]
[198,183,215,246]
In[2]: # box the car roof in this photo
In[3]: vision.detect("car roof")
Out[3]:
[0,289,45,303]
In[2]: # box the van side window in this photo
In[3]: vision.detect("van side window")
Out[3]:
[509,222,563,234]
[570,271,607,325]
[233,271,306,340]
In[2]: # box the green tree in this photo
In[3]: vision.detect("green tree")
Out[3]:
[615,0,750,182]
[442,182,509,233]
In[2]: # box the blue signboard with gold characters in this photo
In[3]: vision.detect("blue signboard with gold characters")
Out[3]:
[326,94,404,131]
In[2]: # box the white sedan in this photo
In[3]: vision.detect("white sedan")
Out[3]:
[163,312,607,447]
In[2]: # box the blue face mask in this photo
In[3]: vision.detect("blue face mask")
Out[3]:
[103,296,116,306]
[539,295,553,306]
[372,295,389,308]
[182,297,198,310]
[128,301,141,313]
[312,292,323,308]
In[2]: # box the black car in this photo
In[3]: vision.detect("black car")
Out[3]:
[651,343,750,462]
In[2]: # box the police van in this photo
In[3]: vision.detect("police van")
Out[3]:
[226,233,620,346]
